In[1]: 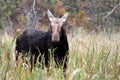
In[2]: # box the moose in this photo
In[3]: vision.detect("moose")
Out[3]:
[15,10,69,75]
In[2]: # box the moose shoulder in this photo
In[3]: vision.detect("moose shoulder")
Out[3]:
[15,10,69,75]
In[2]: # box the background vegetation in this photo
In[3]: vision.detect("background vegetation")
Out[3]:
[0,0,120,34]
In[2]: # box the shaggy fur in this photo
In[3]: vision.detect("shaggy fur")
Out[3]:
[15,26,69,71]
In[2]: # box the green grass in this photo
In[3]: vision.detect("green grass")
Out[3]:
[0,31,120,80]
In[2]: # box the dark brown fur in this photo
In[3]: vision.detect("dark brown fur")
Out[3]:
[15,10,69,76]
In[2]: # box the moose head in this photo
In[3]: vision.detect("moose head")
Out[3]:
[47,10,69,42]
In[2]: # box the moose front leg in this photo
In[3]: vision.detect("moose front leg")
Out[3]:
[53,55,68,77]
[15,51,19,67]
[63,56,68,78]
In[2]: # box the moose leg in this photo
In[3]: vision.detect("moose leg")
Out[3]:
[45,55,50,68]
[63,56,68,77]
[63,51,69,77]
[44,51,50,72]
[15,51,19,67]
[30,54,35,72]
[54,55,68,77]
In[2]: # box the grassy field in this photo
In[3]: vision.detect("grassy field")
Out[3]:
[0,29,120,80]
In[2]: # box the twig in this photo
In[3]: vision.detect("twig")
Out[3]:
[103,2,120,20]
[32,0,36,15]
[27,0,38,29]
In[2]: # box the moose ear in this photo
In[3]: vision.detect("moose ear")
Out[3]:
[62,12,69,22]
[47,9,55,22]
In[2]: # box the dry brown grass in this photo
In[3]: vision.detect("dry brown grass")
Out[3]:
[0,29,120,80]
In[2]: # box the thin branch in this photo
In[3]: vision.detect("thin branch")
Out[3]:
[103,2,120,20]
[27,0,38,29]
[32,0,36,15]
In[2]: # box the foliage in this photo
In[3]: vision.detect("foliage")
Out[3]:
[74,10,88,26]
[115,11,120,26]
[0,0,19,28]
[0,0,120,32]
[54,1,66,16]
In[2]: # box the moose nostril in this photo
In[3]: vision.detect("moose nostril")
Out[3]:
[52,33,59,42]
[54,35,58,39]
[55,35,59,39]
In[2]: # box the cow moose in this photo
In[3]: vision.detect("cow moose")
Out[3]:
[15,10,69,75]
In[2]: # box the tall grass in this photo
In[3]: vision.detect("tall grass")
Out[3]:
[0,30,120,80]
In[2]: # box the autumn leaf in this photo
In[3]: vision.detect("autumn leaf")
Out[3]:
[54,1,66,16]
